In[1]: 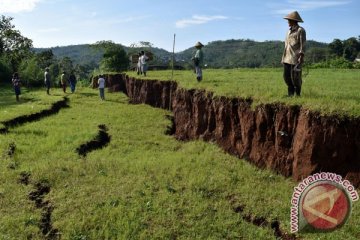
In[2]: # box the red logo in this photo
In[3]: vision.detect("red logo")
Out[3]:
[300,182,351,231]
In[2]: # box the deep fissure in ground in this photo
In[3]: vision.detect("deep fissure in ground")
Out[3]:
[76,124,111,157]
[108,73,359,188]
[0,97,69,134]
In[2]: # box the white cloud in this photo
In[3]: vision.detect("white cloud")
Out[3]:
[37,27,60,33]
[272,0,351,14]
[0,0,42,13]
[176,15,228,28]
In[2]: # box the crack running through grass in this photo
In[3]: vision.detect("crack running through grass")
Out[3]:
[0,97,69,134]
[18,173,60,239]
[76,124,111,157]
[228,194,298,240]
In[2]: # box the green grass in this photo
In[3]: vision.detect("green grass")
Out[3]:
[0,86,359,239]
[0,85,63,123]
[126,68,360,117]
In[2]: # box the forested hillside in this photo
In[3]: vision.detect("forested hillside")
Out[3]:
[34,39,329,69]
[177,39,328,68]
[33,44,172,68]
[33,45,102,69]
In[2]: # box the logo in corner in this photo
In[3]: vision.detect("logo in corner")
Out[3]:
[290,172,358,233]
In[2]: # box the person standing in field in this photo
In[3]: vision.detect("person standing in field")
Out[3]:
[12,72,21,102]
[140,50,149,76]
[281,11,306,97]
[137,52,142,75]
[60,71,67,93]
[98,75,106,100]
[192,41,204,82]
[44,67,51,95]
[69,72,77,93]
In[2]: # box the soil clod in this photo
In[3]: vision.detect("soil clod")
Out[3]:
[18,171,31,185]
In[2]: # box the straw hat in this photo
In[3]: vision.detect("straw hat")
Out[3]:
[195,42,204,48]
[284,11,303,23]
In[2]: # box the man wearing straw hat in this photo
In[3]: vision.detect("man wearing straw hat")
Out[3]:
[192,41,204,82]
[281,11,306,97]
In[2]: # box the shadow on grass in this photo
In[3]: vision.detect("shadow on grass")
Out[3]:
[76,92,98,97]
[103,98,129,104]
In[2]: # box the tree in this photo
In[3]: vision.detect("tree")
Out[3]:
[328,39,343,57]
[59,56,74,73]
[36,49,55,69]
[0,55,12,82]
[92,41,129,72]
[18,56,43,86]
[307,47,329,63]
[0,15,33,71]
[343,37,360,61]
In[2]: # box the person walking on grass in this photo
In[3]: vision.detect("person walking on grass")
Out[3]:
[69,72,77,93]
[98,75,106,100]
[60,71,67,93]
[44,67,51,95]
[281,11,306,97]
[192,41,204,82]
[12,72,21,102]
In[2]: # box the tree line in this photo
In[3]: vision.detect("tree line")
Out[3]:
[0,16,131,86]
[1,15,359,86]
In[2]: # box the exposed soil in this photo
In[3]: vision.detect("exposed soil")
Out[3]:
[18,171,31,185]
[76,124,111,157]
[0,97,69,134]
[3,142,16,158]
[18,173,59,239]
[114,75,360,188]
[28,179,59,239]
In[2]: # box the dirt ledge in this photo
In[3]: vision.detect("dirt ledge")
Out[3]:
[106,74,360,187]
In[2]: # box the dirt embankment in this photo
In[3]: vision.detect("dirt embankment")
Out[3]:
[107,74,360,187]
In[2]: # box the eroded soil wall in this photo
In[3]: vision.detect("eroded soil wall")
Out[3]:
[113,74,360,187]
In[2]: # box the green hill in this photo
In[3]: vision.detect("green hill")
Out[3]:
[33,39,329,69]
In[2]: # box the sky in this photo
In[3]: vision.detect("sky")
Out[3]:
[0,0,359,52]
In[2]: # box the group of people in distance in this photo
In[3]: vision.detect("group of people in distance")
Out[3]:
[44,67,77,95]
[59,70,77,94]
[192,10,306,97]
[10,68,78,102]
[10,11,306,102]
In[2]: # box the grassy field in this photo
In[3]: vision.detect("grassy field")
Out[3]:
[126,68,360,117]
[0,76,359,239]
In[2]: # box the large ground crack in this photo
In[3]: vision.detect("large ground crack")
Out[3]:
[2,142,19,169]
[76,124,111,157]
[227,194,297,240]
[18,173,60,239]
[0,97,69,134]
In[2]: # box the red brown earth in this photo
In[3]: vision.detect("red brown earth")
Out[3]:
[106,73,360,188]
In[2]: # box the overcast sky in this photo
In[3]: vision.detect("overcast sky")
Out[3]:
[0,0,359,52]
